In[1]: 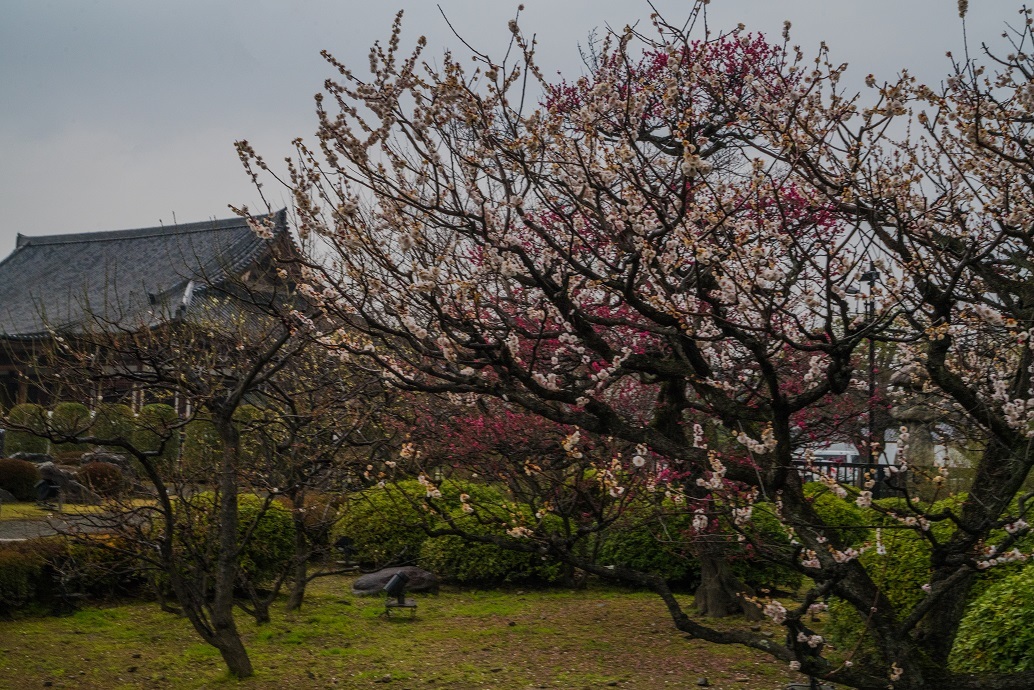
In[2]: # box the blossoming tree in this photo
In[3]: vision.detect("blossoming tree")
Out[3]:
[237,3,1034,688]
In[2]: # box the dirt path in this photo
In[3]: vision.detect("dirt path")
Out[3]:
[0,515,103,541]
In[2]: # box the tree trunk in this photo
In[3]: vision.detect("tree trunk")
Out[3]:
[286,492,310,612]
[210,624,254,678]
[694,549,761,620]
[211,415,253,677]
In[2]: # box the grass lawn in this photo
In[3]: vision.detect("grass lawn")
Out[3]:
[0,575,806,690]
[0,502,106,520]
[0,501,151,521]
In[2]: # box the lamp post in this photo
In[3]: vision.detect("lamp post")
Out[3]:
[849,261,880,486]
[860,263,880,483]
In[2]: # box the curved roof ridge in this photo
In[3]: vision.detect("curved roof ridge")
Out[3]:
[15,213,274,248]
[0,209,291,338]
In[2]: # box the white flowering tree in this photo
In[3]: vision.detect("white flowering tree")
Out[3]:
[737,5,1034,687]
[237,4,1034,688]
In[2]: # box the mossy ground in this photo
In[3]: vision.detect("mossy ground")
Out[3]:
[0,575,805,689]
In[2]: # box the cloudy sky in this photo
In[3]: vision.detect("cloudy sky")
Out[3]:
[0,1,1014,255]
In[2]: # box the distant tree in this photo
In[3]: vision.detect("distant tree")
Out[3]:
[5,246,318,678]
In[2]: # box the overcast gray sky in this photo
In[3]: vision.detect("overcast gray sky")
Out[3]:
[0,1,1014,255]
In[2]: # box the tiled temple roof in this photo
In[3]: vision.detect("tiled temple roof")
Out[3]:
[0,210,289,338]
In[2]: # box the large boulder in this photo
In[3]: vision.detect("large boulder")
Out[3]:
[0,487,17,504]
[351,566,439,596]
[80,452,138,479]
[37,462,102,505]
[11,452,54,464]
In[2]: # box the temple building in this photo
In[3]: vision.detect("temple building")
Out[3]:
[0,210,294,409]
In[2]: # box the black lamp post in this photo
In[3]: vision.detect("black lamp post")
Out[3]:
[848,261,880,484]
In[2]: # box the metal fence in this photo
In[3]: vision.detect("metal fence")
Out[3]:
[795,460,979,499]
[794,460,895,498]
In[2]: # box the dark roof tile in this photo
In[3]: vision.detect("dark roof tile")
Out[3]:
[0,210,288,337]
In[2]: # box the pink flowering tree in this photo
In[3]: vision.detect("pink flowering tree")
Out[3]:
[231,4,1034,688]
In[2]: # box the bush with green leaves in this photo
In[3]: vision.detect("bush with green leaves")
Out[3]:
[597,504,699,588]
[338,479,514,568]
[91,403,136,449]
[5,403,48,455]
[50,402,91,452]
[729,502,804,594]
[0,539,64,615]
[820,491,1034,652]
[803,482,872,546]
[418,506,563,585]
[338,480,445,567]
[181,417,220,474]
[951,562,1034,672]
[235,494,294,583]
[0,457,40,501]
[0,548,43,614]
[132,403,180,471]
[176,492,295,586]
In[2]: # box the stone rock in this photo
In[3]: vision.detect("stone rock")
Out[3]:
[80,452,138,478]
[11,452,54,464]
[351,566,439,596]
[37,462,101,505]
[0,487,17,504]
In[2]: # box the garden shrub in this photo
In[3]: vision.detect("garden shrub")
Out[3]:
[91,403,136,448]
[132,403,180,471]
[62,535,146,600]
[276,491,343,549]
[821,492,1026,652]
[804,482,872,546]
[0,457,40,501]
[951,562,1034,672]
[338,479,510,568]
[77,461,126,498]
[181,410,273,477]
[234,404,276,471]
[338,480,442,567]
[730,502,803,594]
[174,492,295,585]
[50,402,92,452]
[597,506,699,588]
[181,417,220,474]
[5,403,48,455]
[236,494,294,583]
[418,509,563,585]
[0,546,45,614]
[0,538,66,615]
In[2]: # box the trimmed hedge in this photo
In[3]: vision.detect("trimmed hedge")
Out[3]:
[50,402,91,452]
[0,457,40,501]
[951,563,1034,672]
[174,492,295,586]
[337,480,443,567]
[338,479,563,584]
[132,404,180,471]
[181,418,220,474]
[236,494,295,583]
[5,403,48,455]
[91,403,136,449]
[0,539,62,615]
[418,509,563,585]
[730,502,804,594]
[0,537,141,616]
[596,505,699,587]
